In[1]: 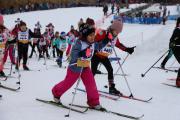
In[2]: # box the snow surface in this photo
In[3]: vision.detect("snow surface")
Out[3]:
[1,5,180,120]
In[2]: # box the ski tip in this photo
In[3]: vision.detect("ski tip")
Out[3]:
[64,114,70,117]
[36,98,42,101]
[141,74,145,77]
[104,85,108,88]
[138,114,144,119]
[148,97,153,102]
[17,87,20,90]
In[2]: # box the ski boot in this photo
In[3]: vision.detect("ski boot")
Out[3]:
[57,62,62,68]
[56,57,62,67]
[90,104,106,111]
[0,71,6,77]
[46,55,50,59]
[109,83,123,96]
[39,54,44,59]
[15,64,19,70]
[29,55,32,58]
[23,65,30,71]
[160,63,165,69]
[96,70,102,74]
[53,97,62,104]
[176,78,180,88]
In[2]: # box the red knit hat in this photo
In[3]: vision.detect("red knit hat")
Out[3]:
[110,20,123,34]
[86,18,95,26]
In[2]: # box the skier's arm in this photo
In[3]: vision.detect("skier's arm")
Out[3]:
[169,28,180,47]
[6,37,17,44]
[115,38,134,54]
[115,38,127,51]
[69,40,81,63]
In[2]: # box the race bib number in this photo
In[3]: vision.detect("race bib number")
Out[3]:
[18,31,29,41]
[60,43,66,51]
[100,44,113,55]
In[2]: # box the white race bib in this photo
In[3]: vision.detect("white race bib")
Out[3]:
[18,30,29,41]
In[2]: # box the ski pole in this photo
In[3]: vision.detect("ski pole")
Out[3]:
[9,44,16,76]
[141,50,169,77]
[115,53,130,75]
[65,68,83,117]
[43,54,48,70]
[112,47,134,97]
[4,44,12,76]
[15,44,21,86]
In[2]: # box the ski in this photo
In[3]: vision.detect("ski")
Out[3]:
[76,88,152,103]
[98,89,152,103]
[50,64,67,69]
[76,88,119,101]
[36,98,88,113]
[153,67,178,73]
[0,83,20,91]
[162,83,179,88]
[167,78,176,81]
[69,104,144,120]
[97,72,129,76]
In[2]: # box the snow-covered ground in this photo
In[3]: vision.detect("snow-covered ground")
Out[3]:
[1,5,180,120]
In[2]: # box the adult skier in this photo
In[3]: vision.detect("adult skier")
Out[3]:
[169,17,180,87]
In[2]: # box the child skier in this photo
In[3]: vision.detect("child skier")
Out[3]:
[29,28,41,58]
[46,23,54,48]
[169,17,180,87]
[52,31,60,58]
[8,21,42,70]
[2,21,16,65]
[39,32,50,59]
[54,31,67,67]
[52,23,109,110]
[0,15,12,76]
[91,19,134,95]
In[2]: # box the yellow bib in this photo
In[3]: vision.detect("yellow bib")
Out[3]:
[77,59,90,67]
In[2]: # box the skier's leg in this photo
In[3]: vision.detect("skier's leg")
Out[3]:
[81,67,100,107]
[101,57,121,95]
[22,44,29,70]
[161,49,173,68]
[52,68,80,98]
[172,47,180,87]
[91,55,100,76]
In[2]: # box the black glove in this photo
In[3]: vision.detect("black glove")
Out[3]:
[169,42,176,49]
[125,47,134,54]
[79,49,87,57]
[79,46,92,58]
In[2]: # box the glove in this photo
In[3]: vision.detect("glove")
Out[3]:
[79,49,86,57]
[125,47,134,54]
[169,42,176,49]
[79,46,92,58]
